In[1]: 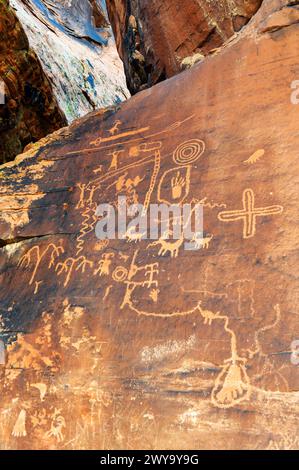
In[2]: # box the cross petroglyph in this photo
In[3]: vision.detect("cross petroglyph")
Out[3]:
[218,189,283,239]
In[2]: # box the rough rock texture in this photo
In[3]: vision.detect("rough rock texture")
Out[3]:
[10,0,130,123]
[106,0,263,93]
[0,0,65,164]
[0,0,299,450]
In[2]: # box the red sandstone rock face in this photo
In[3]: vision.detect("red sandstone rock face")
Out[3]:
[0,0,65,164]
[0,0,299,450]
[107,0,263,93]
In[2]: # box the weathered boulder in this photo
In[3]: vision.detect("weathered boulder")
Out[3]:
[106,0,263,93]
[0,0,299,450]
[0,0,65,164]
[10,0,130,123]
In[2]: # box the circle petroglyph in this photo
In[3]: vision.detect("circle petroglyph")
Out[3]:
[112,266,129,283]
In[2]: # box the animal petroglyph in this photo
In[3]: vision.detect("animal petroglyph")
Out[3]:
[45,408,66,443]
[244,149,265,165]
[148,235,184,258]
[191,233,214,250]
[118,250,160,309]
[14,132,284,415]
[82,116,194,155]
[76,183,97,210]
[148,201,204,258]
[126,227,146,243]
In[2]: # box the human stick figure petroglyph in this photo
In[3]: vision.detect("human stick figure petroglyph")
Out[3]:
[62,115,194,158]
[14,129,276,413]
[109,120,122,136]
[94,253,115,277]
[76,184,87,210]
[113,248,251,408]
[218,188,283,239]
[56,257,94,288]
[78,122,197,220]
[108,150,124,171]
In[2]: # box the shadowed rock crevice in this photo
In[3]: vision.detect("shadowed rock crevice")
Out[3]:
[0,0,66,164]
[106,0,264,94]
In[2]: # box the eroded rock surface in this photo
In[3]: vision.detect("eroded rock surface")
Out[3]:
[0,0,65,164]
[107,0,263,93]
[0,0,298,450]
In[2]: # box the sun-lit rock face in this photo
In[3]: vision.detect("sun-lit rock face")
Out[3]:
[0,0,65,164]
[106,0,263,93]
[10,0,130,123]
